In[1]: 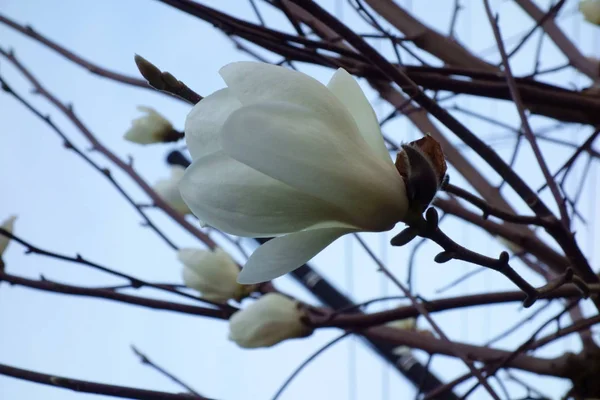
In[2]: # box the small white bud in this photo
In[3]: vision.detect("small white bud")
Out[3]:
[228,293,311,348]
[178,248,247,302]
[154,166,191,215]
[124,106,176,145]
[580,0,600,25]
[0,215,17,257]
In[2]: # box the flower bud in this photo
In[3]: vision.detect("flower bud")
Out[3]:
[580,0,600,25]
[154,166,191,214]
[124,106,179,145]
[0,215,17,257]
[228,293,311,348]
[178,248,248,302]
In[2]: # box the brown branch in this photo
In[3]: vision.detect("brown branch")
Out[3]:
[131,346,204,397]
[0,362,210,400]
[312,285,597,330]
[364,326,568,377]
[434,197,569,273]
[0,271,230,319]
[529,314,600,351]
[8,6,599,125]
[444,184,551,227]
[0,229,230,310]
[392,209,539,305]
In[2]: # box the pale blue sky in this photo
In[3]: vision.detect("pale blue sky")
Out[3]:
[0,1,599,399]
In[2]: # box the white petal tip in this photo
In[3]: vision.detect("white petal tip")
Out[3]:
[236,271,261,285]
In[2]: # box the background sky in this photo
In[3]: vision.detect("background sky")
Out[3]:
[0,0,599,399]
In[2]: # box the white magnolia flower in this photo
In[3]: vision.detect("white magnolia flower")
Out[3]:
[124,106,176,144]
[154,166,191,214]
[228,293,310,348]
[179,62,409,284]
[0,215,17,257]
[581,0,600,24]
[178,247,247,302]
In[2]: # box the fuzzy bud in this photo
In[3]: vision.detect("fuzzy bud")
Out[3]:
[124,106,180,145]
[178,248,248,303]
[228,293,311,348]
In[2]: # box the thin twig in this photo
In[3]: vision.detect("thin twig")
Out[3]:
[0,229,230,310]
[271,333,351,400]
[353,233,502,400]
[0,74,178,250]
[0,362,210,400]
[131,346,204,397]
[483,0,569,227]
[0,14,187,103]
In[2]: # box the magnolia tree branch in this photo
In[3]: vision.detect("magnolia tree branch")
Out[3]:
[0,362,210,400]
[0,228,232,309]
[131,346,205,397]
[0,271,231,319]
[5,7,600,126]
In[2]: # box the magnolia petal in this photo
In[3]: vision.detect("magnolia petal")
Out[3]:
[237,227,355,284]
[222,102,408,231]
[184,88,241,161]
[219,62,360,143]
[327,69,391,163]
[179,151,354,237]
